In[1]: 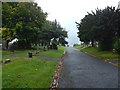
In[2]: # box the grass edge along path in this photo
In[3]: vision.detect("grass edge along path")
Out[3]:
[2,46,66,88]
[74,45,119,67]
[49,52,65,89]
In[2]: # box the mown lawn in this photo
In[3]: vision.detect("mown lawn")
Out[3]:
[2,58,57,88]
[2,50,37,61]
[74,45,118,60]
[39,46,65,59]
[2,46,66,88]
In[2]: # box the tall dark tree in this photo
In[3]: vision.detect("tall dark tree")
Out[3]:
[41,20,68,49]
[2,2,68,50]
[76,6,118,51]
[2,2,47,49]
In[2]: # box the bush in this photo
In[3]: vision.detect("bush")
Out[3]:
[13,40,32,49]
[114,38,120,54]
[52,44,58,50]
[51,39,58,50]
[98,39,113,51]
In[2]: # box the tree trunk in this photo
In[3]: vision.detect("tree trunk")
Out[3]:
[91,40,94,47]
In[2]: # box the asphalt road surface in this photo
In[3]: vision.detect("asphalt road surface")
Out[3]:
[58,47,119,88]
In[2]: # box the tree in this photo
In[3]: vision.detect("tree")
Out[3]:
[59,30,68,46]
[41,20,68,49]
[76,6,118,51]
[2,2,47,49]
[2,2,68,50]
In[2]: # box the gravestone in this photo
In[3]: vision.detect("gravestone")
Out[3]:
[28,52,32,58]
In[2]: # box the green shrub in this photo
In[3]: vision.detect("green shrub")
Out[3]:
[114,38,120,54]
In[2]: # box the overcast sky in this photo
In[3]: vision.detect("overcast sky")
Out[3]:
[34,0,119,46]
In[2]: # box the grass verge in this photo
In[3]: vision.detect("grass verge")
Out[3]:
[74,45,119,67]
[74,46,118,60]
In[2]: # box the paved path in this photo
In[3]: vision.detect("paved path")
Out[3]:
[58,47,119,88]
